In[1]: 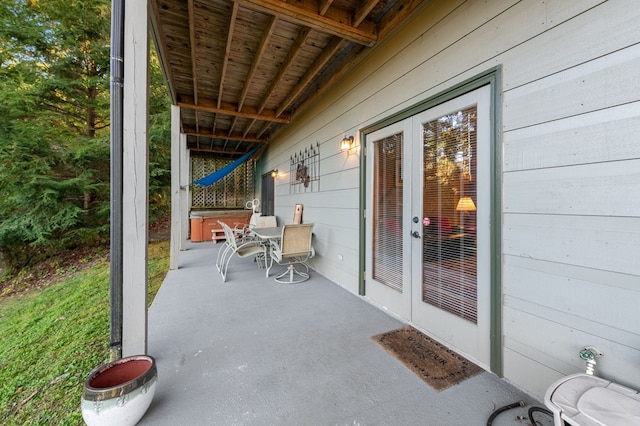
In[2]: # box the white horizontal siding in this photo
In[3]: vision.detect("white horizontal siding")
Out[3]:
[504,160,640,217]
[503,45,640,131]
[504,214,640,275]
[497,0,640,397]
[263,0,640,398]
[502,1,640,90]
[504,103,640,171]
[503,302,640,392]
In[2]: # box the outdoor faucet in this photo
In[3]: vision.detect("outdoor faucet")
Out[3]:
[579,346,603,375]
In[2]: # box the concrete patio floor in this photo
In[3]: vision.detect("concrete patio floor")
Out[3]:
[140,241,550,425]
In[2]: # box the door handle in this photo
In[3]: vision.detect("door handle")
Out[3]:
[411,230,421,239]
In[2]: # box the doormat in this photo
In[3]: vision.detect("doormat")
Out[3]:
[372,325,482,392]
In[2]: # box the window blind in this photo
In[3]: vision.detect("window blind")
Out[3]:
[421,106,478,323]
[372,133,403,292]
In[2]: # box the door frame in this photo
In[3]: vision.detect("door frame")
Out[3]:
[359,67,503,375]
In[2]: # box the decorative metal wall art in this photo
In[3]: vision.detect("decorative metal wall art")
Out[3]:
[290,142,320,193]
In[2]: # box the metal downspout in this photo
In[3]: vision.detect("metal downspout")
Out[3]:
[109,0,124,361]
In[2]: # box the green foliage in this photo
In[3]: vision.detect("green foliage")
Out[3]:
[0,0,171,271]
[0,240,169,425]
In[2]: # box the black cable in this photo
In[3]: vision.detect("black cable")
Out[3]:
[487,400,525,426]
[528,406,554,425]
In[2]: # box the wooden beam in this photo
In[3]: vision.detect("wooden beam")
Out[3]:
[256,121,274,139]
[292,44,366,121]
[354,0,379,26]
[318,0,333,16]
[377,0,425,40]
[187,145,263,155]
[218,2,239,109]
[276,36,344,117]
[183,126,269,143]
[257,26,312,114]
[187,0,200,132]
[236,0,377,46]
[276,1,426,130]
[238,15,278,111]
[148,0,176,104]
[187,0,198,104]
[177,97,290,123]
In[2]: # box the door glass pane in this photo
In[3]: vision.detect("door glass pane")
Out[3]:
[422,107,478,323]
[372,133,403,291]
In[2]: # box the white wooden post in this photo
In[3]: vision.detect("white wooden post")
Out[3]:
[122,0,149,356]
[180,132,190,248]
[170,105,181,269]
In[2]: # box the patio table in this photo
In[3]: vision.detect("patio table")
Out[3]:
[249,227,282,276]
[250,226,282,241]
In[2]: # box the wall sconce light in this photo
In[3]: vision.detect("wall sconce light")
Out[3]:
[271,169,278,178]
[340,136,354,152]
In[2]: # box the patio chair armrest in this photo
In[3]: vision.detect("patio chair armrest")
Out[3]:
[268,239,282,260]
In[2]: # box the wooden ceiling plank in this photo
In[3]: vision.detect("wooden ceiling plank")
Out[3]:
[354,0,379,27]
[218,2,239,109]
[228,116,239,136]
[238,15,278,111]
[318,0,333,16]
[188,0,199,103]
[256,121,273,139]
[271,1,426,137]
[276,36,344,117]
[184,126,267,143]
[187,0,201,132]
[243,118,257,138]
[149,1,177,105]
[177,99,290,124]
[377,0,425,40]
[188,145,261,155]
[284,43,364,129]
[236,0,377,46]
[257,26,312,114]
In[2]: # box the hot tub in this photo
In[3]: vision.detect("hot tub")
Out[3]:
[190,210,252,242]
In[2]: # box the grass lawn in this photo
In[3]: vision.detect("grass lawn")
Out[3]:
[0,240,169,425]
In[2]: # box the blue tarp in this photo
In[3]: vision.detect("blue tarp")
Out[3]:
[192,147,259,187]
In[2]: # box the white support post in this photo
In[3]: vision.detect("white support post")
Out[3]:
[122,0,149,357]
[180,133,190,249]
[170,105,181,269]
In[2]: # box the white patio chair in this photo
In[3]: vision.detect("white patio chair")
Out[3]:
[267,223,315,284]
[233,212,261,240]
[254,215,277,228]
[217,221,266,282]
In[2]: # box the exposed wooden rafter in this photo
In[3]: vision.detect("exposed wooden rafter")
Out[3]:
[187,0,200,132]
[183,126,268,143]
[178,97,290,124]
[236,0,377,46]
[150,0,426,158]
[276,36,344,118]
[238,15,277,112]
[219,2,239,110]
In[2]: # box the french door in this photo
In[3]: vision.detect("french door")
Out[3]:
[365,86,492,368]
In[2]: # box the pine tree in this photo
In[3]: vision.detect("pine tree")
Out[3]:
[0,0,170,271]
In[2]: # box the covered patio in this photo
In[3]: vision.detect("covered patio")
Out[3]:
[139,241,544,425]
